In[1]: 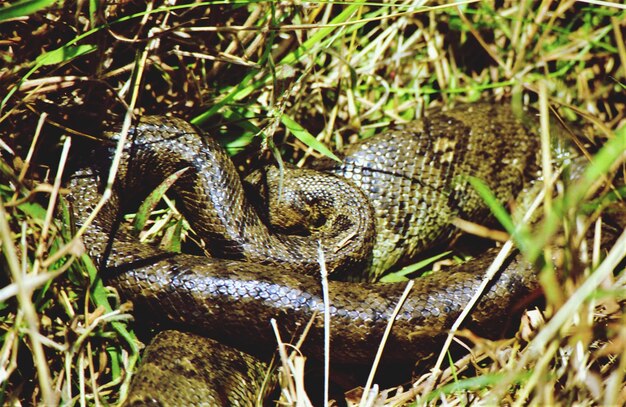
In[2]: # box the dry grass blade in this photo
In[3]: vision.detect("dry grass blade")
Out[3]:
[271,318,313,407]
[318,243,331,407]
[360,280,414,407]
[0,201,55,405]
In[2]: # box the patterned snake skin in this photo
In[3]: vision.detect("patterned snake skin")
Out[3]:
[68,103,544,405]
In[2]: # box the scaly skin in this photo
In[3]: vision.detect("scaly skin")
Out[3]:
[67,103,541,404]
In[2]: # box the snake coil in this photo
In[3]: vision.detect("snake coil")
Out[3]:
[68,103,544,404]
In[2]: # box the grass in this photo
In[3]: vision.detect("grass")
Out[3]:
[1,0,625,405]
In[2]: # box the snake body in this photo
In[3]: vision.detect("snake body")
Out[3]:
[68,103,542,404]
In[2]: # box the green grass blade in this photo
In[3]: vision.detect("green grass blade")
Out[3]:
[161,219,184,253]
[469,177,516,232]
[133,167,189,233]
[424,371,532,403]
[35,44,96,66]
[0,0,57,21]
[80,254,138,351]
[468,176,533,255]
[281,115,341,162]
[380,251,452,282]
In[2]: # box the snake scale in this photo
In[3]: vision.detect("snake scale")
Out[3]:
[68,103,544,405]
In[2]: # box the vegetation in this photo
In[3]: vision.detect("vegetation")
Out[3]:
[0,0,625,405]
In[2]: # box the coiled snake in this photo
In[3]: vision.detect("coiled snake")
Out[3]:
[68,103,545,405]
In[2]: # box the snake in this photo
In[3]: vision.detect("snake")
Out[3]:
[68,102,546,405]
